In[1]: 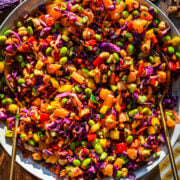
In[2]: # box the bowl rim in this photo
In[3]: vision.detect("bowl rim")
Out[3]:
[0,0,180,179]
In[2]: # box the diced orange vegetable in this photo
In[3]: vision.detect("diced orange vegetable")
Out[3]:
[99,88,112,100]
[69,167,83,177]
[127,72,136,83]
[58,85,73,93]
[50,78,59,88]
[103,0,113,9]
[166,115,176,127]
[46,4,62,20]
[118,112,128,123]
[157,71,167,83]
[102,164,113,177]
[127,148,137,160]
[79,108,90,118]
[46,154,58,164]
[114,158,123,169]
[71,72,86,84]
[105,114,117,129]
[132,19,149,34]
[54,108,69,118]
[103,94,115,108]
[140,11,153,21]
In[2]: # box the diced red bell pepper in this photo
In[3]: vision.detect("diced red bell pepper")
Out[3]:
[87,134,97,141]
[128,21,133,31]
[27,36,37,44]
[120,103,126,111]
[81,148,90,155]
[169,61,177,71]
[86,39,97,46]
[116,143,127,153]
[151,36,158,45]
[150,78,156,86]
[40,113,50,123]
[51,142,59,150]
[138,63,144,74]
[46,17,55,26]
[93,57,104,67]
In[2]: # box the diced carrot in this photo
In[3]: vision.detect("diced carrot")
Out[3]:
[127,72,136,83]
[105,114,117,129]
[46,4,62,20]
[69,167,83,178]
[172,111,180,123]
[71,72,86,85]
[127,148,138,160]
[166,115,176,128]
[110,72,116,85]
[103,0,113,9]
[53,108,69,118]
[103,94,115,108]
[79,108,90,118]
[157,71,167,83]
[132,19,149,34]
[99,88,112,100]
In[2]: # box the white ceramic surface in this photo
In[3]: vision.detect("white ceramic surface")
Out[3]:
[0,0,180,179]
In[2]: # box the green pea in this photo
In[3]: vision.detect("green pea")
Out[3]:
[16,21,23,28]
[20,133,27,139]
[163,35,171,42]
[70,142,76,150]
[116,41,124,47]
[85,88,92,96]
[46,47,52,55]
[121,11,129,18]
[28,139,35,146]
[149,55,154,63]
[95,143,103,155]
[37,131,43,137]
[59,57,68,65]
[21,61,26,68]
[142,107,149,114]
[100,152,108,161]
[154,19,159,26]
[61,98,68,104]
[0,35,7,45]
[81,141,88,147]
[95,34,101,41]
[88,119,95,126]
[129,109,139,117]
[27,26,33,35]
[75,85,82,93]
[107,156,115,162]
[18,78,25,84]
[132,10,139,16]
[115,170,122,180]
[126,135,133,144]
[60,47,68,56]
[73,159,81,167]
[7,98,12,104]
[168,46,175,55]
[127,83,137,93]
[175,52,180,58]
[0,94,5,99]
[128,44,134,55]
[113,53,119,62]
[82,158,91,167]
[69,47,74,57]
[4,29,12,36]
[148,110,152,116]
[15,55,23,62]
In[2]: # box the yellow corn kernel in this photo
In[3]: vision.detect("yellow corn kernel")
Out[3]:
[102,127,109,138]
[0,61,4,74]
[100,105,109,114]
[47,56,54,63]
[35,60,44,70]
[138,135,145,144]
[132,120,140,129]
[110,130,120,140]
[91,122,100,133]
[145,29,154,40]
[62,34,70,42]
[151,117,160,127]
[58,85,73,93]
[126,14,133,22]
[119,18,125,26]
[32,152,42,161]
[51,101,61,109]
[8,104,18,113]
[32,133,40,143]
[147,126,156,135]
[87,78,96,90]
[154,55,161,63]
[170,36,180,47]
[100,139,107,148]
[114,158,123,169]
[50,78,59,88]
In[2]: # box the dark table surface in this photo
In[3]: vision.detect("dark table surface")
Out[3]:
[0,1,180,180]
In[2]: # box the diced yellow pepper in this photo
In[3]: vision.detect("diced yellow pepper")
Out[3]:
[8,104,18,113]
[170,36,180,47]
[127,14,133,23]
[151,117,160,127]
[50,78,59,88]
[100,105,109,114]
[102,127,109,138]
[51,101,61,109]
[100,139,107,148]
[87,78,96,90]
[32,133,40,143]
[114,158,123,169]
[0,61,4,74]
[5,130,14,137]
[147,126,156,135]
[91,122,100,133]
[58,85,73,92]
[35,60,44,70]
[110,130,120,140]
